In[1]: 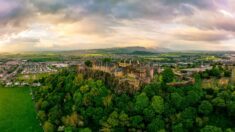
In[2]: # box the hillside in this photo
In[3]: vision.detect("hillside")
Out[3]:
[60,46,170,55]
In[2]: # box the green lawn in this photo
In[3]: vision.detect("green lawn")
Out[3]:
[0,87,42,132]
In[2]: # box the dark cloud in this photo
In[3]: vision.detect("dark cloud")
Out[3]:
[30,0,184,21]
[0,0,235,51]
[162,0,215,9]
[0,0,27,25]
[0,0,203,28]
[31,0,67,13]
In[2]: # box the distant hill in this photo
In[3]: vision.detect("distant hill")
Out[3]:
[6,46,171,56]
[89,46,170,54]
[52,46,171,56]
[130,51,156,55]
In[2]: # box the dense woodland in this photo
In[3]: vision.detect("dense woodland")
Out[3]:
[200,65,232,79]
[34,67,235,132]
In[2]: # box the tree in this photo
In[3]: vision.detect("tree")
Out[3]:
[80,85,90,93]
[115,94,131,112]
[134,92,149,112]
[147,118,165,132]
[198,100,213,115]
[212,97,226,107]
[102,58,112,64]
[185,90,201,106]
[209,66,222,78]
[73,90,83,108]
[38,110,47,122]
[151,96,164,114]
[172,123,184,132]
[181,107,196,129]
[119,111,129,127]
[218,91,230,104]
[48,105,62,125]
[143,85,155,98]
[103,94,113,108]
[200,125,222,132]
[228,101,235,117]
[79,128,92,132]
[85,60,93,67]
[224,70,231,77]
[130,115,143,128]
[170,93,183,110]
[41,100,50,110]
[107,111,119,128]
[43,121,54,132]
[162,68,175,83]
[225,128,234,132]
[34,66,235,131]
[143,107,155,122]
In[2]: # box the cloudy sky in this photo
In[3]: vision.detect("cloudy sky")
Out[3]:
[0,0,235,52]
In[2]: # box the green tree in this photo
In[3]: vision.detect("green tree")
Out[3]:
[209,66,222,78]
[225,128,234,132]
[172,123,184,132]
[41,100,50,110]
[147,118,165,132]
[184,90,201,106]
[119,111,129,127]
[79,128,92,132]
[80,85,90,93]
[212,97,226,107]
[130,115,143,128]
[228,101,235,117]
[171,93,183,110]
[107,111,119,128]
[103,94,112,108]
[135,92,149,112]
[43,121,54,132]
[143,107,155,122]
[181,107,196,129]
[224,70,231,77]
[200,125,222,132]
[102,58,112,63]
[85,60,93,67]
[38,110,47,122]
[198,100,213,115]
[73,90,83,107]
[162,68,175,83]
[151,96,164,114]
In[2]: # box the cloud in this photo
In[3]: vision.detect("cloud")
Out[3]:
[174,28,233,42]
[0,0,235,52]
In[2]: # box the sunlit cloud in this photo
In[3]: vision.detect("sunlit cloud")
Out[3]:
[219,9,234,18]
[0,0,234,52]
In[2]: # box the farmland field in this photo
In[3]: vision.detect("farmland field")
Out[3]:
[0,87,42,132]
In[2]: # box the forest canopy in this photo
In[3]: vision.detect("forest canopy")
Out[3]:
[34,68,235,132]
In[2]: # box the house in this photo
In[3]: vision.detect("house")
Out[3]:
[181,66,212,75]
[6,82,13,87]
[32,82,41,87]
[14,82,20,86]
[52,63,68,68]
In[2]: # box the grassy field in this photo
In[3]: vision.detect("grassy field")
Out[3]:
[0,87,42,132]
